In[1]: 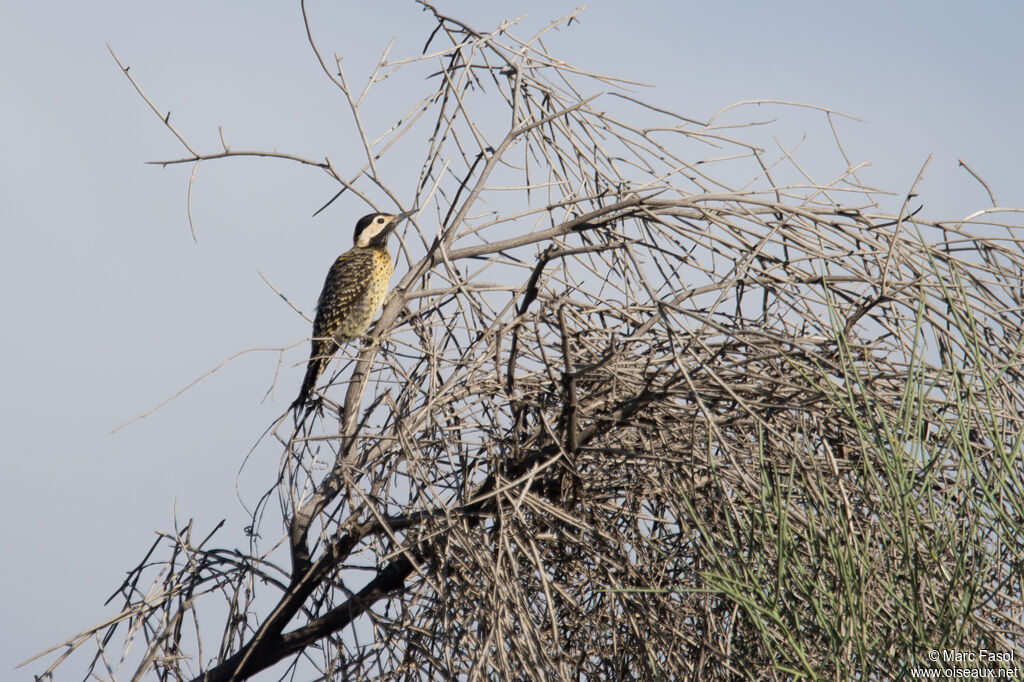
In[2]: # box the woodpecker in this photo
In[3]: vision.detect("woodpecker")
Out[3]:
[291,210,412,412]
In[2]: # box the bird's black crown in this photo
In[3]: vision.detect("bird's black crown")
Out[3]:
[353,213,395,247]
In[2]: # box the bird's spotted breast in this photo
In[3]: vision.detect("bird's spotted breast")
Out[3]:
[332,248,394,342]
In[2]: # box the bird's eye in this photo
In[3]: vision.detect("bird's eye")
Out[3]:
[376,217,385,224]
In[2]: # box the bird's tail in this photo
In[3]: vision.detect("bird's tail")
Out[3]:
[290,357,323,415]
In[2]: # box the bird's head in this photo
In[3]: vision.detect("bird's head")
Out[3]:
[353,211,414,248]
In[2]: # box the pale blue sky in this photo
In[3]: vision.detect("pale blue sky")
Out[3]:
[3,1,1022,674]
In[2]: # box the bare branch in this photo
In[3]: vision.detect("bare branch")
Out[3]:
[46,8,1024,682]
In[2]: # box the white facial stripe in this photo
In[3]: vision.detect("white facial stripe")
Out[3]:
[355,215,393,247]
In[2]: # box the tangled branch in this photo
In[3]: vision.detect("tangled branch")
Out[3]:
[32,3,1024,680]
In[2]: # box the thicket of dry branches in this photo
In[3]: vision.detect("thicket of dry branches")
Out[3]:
[31,3,1024,680]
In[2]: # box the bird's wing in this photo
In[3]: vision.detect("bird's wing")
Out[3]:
[292,249,379,411]
[311,248,377,341]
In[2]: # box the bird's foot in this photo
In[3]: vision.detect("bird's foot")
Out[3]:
[358,332,383,348]
[383,286,406,308]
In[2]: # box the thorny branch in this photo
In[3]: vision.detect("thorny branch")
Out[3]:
[36,4,1024,681]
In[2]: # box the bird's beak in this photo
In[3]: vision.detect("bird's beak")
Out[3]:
[391,209,417,224]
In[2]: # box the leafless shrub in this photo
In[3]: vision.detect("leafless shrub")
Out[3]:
[29,3,1024,680]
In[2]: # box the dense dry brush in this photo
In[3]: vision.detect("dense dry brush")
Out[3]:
[30,4,1024,680]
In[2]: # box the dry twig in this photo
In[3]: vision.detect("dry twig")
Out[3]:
[34,5,1024,681]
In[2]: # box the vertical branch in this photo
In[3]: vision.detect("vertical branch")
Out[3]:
[38,7,1024,682]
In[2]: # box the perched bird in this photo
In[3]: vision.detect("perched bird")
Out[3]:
[291,210,412,412]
